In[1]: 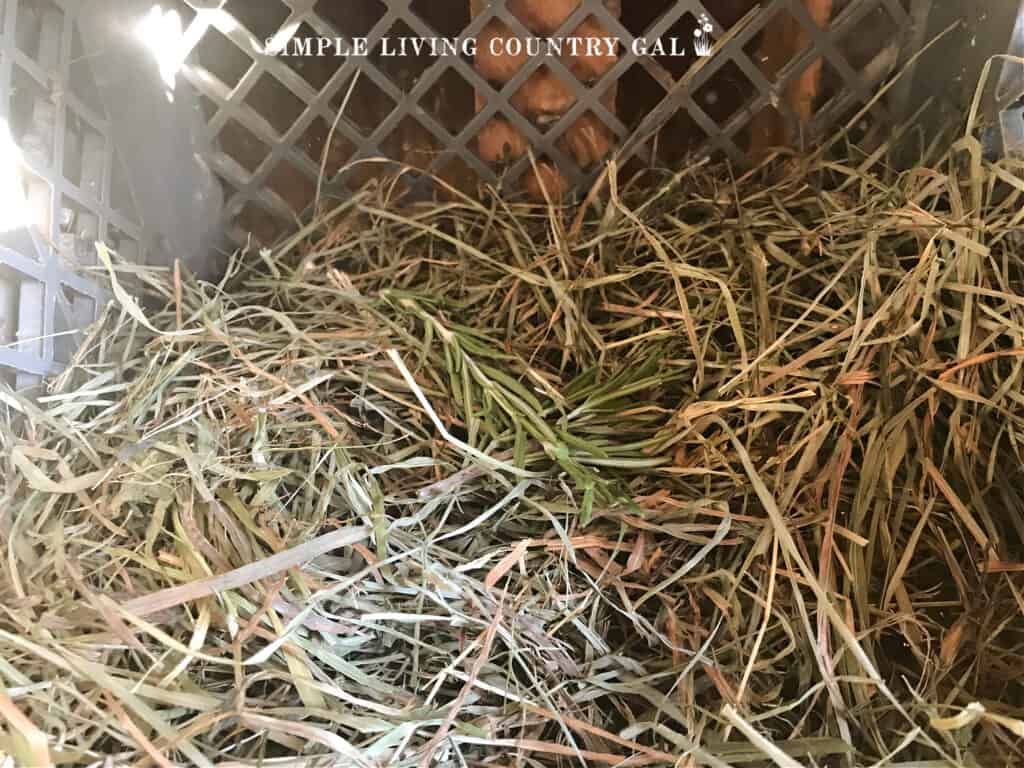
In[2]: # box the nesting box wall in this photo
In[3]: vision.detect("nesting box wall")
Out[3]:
[172,0,928,245]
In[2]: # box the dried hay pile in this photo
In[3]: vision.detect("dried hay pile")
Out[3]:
[1,136,1023,767]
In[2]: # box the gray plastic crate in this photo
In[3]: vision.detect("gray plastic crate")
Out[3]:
[0,0,144,389]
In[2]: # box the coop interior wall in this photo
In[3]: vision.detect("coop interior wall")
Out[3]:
[171,0,922,245]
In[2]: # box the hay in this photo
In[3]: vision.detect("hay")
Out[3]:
[1,137,1024,767]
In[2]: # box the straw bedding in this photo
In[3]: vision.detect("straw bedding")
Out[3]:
[1,140,1023,767]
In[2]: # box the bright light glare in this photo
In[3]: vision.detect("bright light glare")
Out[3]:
[136,5,185,94]
[0,121,32,234]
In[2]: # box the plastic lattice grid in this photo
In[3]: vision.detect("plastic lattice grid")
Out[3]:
[0,0,144,387]
[174,0,928,244]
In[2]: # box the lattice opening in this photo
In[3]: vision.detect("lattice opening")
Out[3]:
[199,94,219,122]
[314,0,387,39]
[15,0,63,71]
[618,62,667,131]
[218,118,271,173]
[409,0,470,38]
[838,2,901,73]
[108,225,142,265]
[622,0,675,37]
[194,24,254,89]
[847,110,887,149]
[371,19,437,93]
[225,0,290,40]
[522,155,570,200]
[796,59,847,126]
[0,266,25,347]
[162,0,198,29]
[694,59,757,125]
[58,195,100,265]
[651,108,708,167]
[235,200,289,246]
[11,65,53,169]
[743,8,802,81]
[298,116,356,180]
[746,103,789,153]
[818,102,890,156]
[617,136,661,184]
[266,157,318,214]
[474,111,528,166]
[650,12,701,81]
[563,14,619,86]
[214,173,241,218]
[331,74,395,137]
[54,285,95,365]
[245,71,307,136]
[560,109,615,169]
[69,25,105,117]
[504,0,587,35]
[62,111,105,202]
[20,168,52,242]
[433,153,476,194]
[475,17,522,84]
[420,67,474,137]
[279,22,337,91]
[107,153,135,222]
[7,268,44,359]
[703,3,755,28]
[383,115,442,176]
[510,65,578,124]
